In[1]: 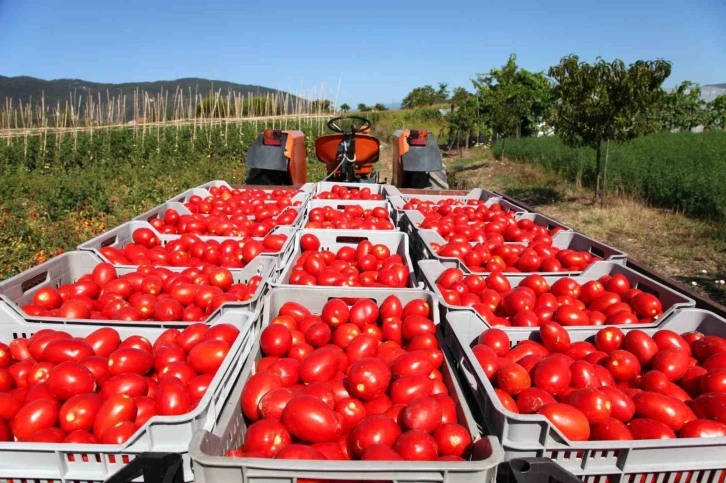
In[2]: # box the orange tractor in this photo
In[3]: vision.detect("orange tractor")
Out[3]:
[245,116,447,189]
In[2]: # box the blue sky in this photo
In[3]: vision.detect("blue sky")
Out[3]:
[1,0,725,106]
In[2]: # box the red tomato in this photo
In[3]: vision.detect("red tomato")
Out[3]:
[393,429,438,460]
[651,348,690,382]
[43,338,94,364]
[258,387,294,421]
[48,362,96,401]
[595,326,624,353]
[678,419,726,438]
[348,414,402,457]
[564,388,612,425]
[260,324,292,357]
[347,357,392,401]
[244,419,292,457]
[299,347,340,384]
[627,418,675,439]
[10,398,59,441]
[390,375,434,404]
[539,321,571,353]
[281,395,341,443]
[188,339,230,375]
[274,444,326,460]
[401,397,442,433]
[537,403,590,441]
[361,443,403,460]
[300,234,321,251]
[497,363,531,396]
[532,356,571,395]
[515,387,556,414]
[321,299,350,327]
[433,423,472,457]
[108,348,154,376]
[478,329,510,357]
[241,372,283,421]
[605,350,641,382]
[633,392,691,430]
[155,377,191,416]
[590,417,633,440]
[623,330,659,366]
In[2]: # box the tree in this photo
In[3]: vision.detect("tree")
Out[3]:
[311,99,333,113]
[705,95,726,130]
[373,103,388,111]
[401,84,447,109]
[357,103,371,112]
[447,95,484,154]
[655,81,705,131]
[473,54,553,156]
[340,103,350,113]
[450,87,470,110]
[548,55,672,202]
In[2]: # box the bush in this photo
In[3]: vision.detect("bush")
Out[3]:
[493,132,726,220]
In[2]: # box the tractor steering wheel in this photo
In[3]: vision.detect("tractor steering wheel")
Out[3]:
[327,116,372,134]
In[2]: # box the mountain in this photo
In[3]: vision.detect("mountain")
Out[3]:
[0,75,300,118]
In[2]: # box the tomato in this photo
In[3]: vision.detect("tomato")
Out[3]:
[631,293,663,318]
[27,427,67,443]
[241,372,283,421]
[692,393,726,424]
[274,444,327,460]
[345,334,378,364]
[335,398,367,431]
[43,338,94,364]
[693,336,726,362]
[539,321,570,353]
[494,388,519,413]
[594,326,624,354]
[349,299,380,327]
[134,396,157,428]
[106,348,154,377]
[633,392,691,430]
[403,299,431,319]
[564,388,612,424]
[364,394,393,415]
[299,347,340,384]
[605,350,641,382]
[569,360,601,389]
[155,377,191,416]
[321,299,350,327]
[390,375,433,404]
[347,357,391,401]
[516,387,556,414]
[478,329,510,357]
[244,419,292,457]
[393,429,438,460]
[627,418,675,439]
[268,358,300,387]
[433,423,471,457]
[391,351,433,379]
[11,398,59,441]
[260,324,292,357]
[348,414,402,457]
[554,306,589,326]
[652,329,691,356]
[623,330,659,366]
[99,420,137,444]
[401,397,442,433]
[704,352,726,371]
[188,339,230,375]
[64,430,99,444]
[361,444,403,461]
[701,368,726,394]
[281,395,341,443]
[497,363,531,396]
[590,417,633,440]
[538,403,590,441]
[651,347,690,382]
[300,234,321,251]
[678,419,726,438]
[258,387,293,421]
[0,393,22,420]
[48,362,96,401]
[401,315,435,341]
[532,356,571,395]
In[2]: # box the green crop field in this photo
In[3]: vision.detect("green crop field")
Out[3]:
[0,120,328,278]
[494,131,726,220]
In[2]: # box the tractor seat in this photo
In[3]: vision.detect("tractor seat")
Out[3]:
[315,134,380,165]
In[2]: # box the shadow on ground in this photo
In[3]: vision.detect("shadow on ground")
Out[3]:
[673,273,726,307]
[502,186,563,207]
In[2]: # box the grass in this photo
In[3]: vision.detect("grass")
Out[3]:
[448,149,726,305]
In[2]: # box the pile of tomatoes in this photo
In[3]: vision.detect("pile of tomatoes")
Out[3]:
[472,322,726,441]
[286,234,411,288]
[21,263,262,323]
[0,323,238,444]
[429,239,598,273]
[436,269,664,326]
[193,186,305,209]
[231,296,475,461]
[417,210,565,244]
[98,227,287,269]
[313,186,383,200]
[304,205,394,230]
[148,205,300,237]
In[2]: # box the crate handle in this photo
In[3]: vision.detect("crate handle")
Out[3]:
[334,236,370,244]
[589,245,606,259]
[20,271,50,294]
[103,452,183,483]
[99,234,119,248]
[635,281,661,298]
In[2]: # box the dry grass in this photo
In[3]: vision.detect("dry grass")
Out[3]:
[447,149,726,304]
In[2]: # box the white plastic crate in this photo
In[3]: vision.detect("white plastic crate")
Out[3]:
[273,229,418,288]
[445,308,726,480]
[0,251,276,326]
[418,259,695,329]
[387,188,502,211]
[0,307,255,482]
[78,221,298,271]
[188,286,502,483]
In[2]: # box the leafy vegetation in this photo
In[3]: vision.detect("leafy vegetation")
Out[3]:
[0,120,327,278]
[494,131,726,220]
[401,83,449,109]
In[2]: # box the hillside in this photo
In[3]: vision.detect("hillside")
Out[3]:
[0,75,300,118]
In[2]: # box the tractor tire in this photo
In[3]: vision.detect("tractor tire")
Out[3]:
[428,169,449,190]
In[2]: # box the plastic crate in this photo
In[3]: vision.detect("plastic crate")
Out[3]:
[0,251,276,326]
[78,221,298,271]
[416,230,626,276]
[496,458,581,483]
[312,181,387,196]
[197,180,234,191]
[273,229,418,288]
[514,212,573,233]
[387,188,502,211]
[302,199,395,229]
[188,287,503,483]
[419,259,695,329]
[0,307,255,483]
[444,308,726,479]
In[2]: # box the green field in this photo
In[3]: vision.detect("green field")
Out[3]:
[493,131,726,220]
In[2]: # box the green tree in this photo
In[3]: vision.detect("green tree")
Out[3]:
[373,103,388,111]
[447,95,484,154]
[311,99,333,112]
[655,81,705,131]
[401,85,442,109]
[340,103,350,113]
[473,54,553,156]
[450,87,470,110]
[437,83,450,103]
[196,97,235,118]
[548,55,672,202]
[357,103,371,112]
[705,95,726,131]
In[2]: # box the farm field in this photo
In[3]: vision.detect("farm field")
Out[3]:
[448,148,726,305]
